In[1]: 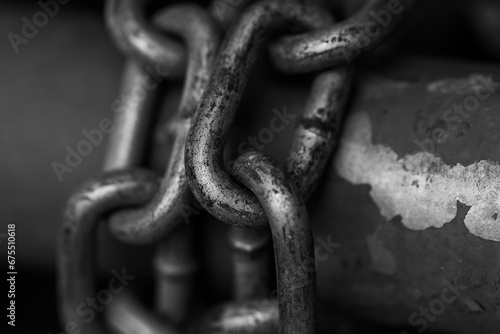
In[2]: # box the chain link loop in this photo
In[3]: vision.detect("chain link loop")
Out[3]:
[105,0,186,77]
[58,170,159,334]
[269,0,415,73]
[107,4,219,245]
[231,151,317,334]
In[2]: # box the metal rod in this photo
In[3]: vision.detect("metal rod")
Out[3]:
[228,227,271,301]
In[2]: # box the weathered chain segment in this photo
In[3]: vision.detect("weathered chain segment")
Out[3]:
[105,3,219,245]
[57,0,412,333]
[185,0,347,227]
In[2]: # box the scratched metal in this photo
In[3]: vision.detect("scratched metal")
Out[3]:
[231,152,316,334]
[269,0,415,73]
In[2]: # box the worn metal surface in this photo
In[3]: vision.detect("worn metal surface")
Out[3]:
[58,170,159,334]
[105,0,186,77]
[287,66,352,200]
[231,152,316,334]
[269,0,415,73]
[186,65,351,226]
[102,60,159,171]
[108,4,219,244]
[103,7,218,331]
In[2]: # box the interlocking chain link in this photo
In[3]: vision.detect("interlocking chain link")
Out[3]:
[58,170,159,334]
[105,0,186,77]
[57,0,412,333]
[231,152,317,334]
[269,0,414,72]
[106,4,219,245]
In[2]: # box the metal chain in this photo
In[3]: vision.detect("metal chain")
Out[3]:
[106,4,219,328]
[106,4,219,245]
[105,0,186,77]
[58,170,159,334]
[231,152,317,334]
[185,0,338,227]
[59,3,219,334]
[269,0,415,73]
[57,0,412,333]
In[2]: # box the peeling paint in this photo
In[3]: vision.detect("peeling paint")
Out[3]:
[335,112,500,242]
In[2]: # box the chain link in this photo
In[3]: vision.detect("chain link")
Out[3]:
[185,0,335,227]
[58,170,159,334]
[231,152,317,334]
[102,60,159,171]
[269,0,415,73]
[105,0,186,77]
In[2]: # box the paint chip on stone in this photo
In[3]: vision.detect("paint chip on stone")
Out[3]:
[335,112,500,242]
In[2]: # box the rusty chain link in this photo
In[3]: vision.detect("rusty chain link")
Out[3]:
[269,0,415,73]
[59,4,218,334]
[105,0,186,77]
[185,0,338,227]
[230,152,317,334]
[58,170,159,334]
[57,0,412,333]
[106,4,219,245]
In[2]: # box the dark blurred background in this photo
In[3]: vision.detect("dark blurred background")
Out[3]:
[2,0,500,333]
